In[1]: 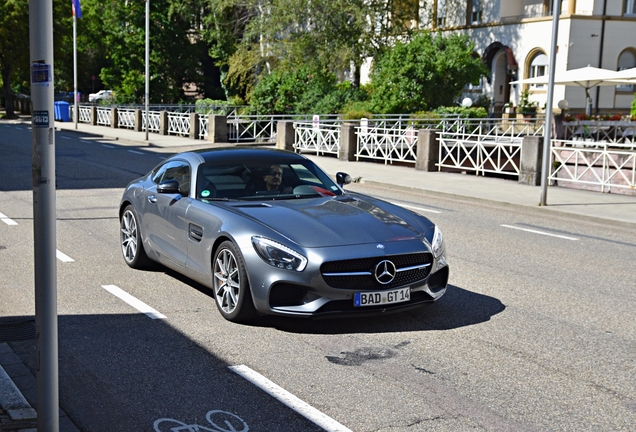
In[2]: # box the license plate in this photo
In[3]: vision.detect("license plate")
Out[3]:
[354,287,410,307]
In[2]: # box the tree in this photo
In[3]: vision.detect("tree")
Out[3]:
[200,0,258,101]
[0,0,73,116]
[0,0,29,117]
[367,32,487,113]
[219,0,432,104]
[78,0,209,103]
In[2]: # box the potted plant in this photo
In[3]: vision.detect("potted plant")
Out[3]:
[518,88,538,118]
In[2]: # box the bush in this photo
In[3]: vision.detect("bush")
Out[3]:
[249,67,366,115]
[433,106,488,118]
[342,107,373,120]
[195,98,229,114]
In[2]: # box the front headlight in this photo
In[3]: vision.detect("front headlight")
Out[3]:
[430,225,445,259]
[252,237,307,271]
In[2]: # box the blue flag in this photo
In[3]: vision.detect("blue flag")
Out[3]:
[72,0,82,18]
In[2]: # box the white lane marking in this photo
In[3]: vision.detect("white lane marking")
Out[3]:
[101,285,167,319]
[391,202,442,214]
[56,250,75,262]
[229,365,353,432]
[501,224,579,241]
[102,144,115,148]
[0,212,18,226]
[60,136,71,139]
[80,140,92,144]
[128,150,143,155]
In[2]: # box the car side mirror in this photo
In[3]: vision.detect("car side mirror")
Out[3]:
[336,172,352,188]
[157,180,180,194]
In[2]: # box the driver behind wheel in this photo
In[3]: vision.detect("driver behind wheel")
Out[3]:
[263,164,292,193]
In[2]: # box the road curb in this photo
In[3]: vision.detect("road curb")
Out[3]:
[0,343,81,432]
[0,343,37,421]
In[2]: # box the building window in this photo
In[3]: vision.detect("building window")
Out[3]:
[529,53,548,89]
[626,0,636,15]
[391,0,419,29]
[471,1,483,24]
[617,50,636,92]
[437,0,446,27]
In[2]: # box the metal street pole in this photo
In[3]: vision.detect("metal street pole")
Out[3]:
[73,14,78,129]
[28,0,59,430]
[145,0,149,141]
[540,0,561,206]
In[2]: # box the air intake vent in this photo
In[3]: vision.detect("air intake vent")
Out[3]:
[189,224,203,242]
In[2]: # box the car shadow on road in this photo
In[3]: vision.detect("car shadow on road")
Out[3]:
[161,269,505,334]
[260,285,505,334]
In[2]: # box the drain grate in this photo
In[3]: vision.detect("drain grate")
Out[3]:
[0,319,36,342]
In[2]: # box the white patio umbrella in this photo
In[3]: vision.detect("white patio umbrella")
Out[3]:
[609,67,636,83]
[510,65,636,115]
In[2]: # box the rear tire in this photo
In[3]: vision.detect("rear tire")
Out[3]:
[120,205,153,269]
[213,241,257,323]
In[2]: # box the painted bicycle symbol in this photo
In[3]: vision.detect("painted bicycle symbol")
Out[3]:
[154,410,249,432]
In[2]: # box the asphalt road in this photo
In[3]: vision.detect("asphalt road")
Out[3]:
[1,123,635,431]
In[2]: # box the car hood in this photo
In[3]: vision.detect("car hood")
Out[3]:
[226,195,425,248]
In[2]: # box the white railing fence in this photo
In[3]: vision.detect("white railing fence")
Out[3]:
[117,109,136,129]
[438,136,521,176]
[356,126,418,164]
[434,118,544,176]
[198,114,208,140]
[78,106,92,123]
[96,108,111,126]
[143,111,161,134]
[563,121,636,146]
[550,140,636,192]
[60,105,636,195]
[228,117,277,142]
[167,112,191,137]
[294,122,341,155]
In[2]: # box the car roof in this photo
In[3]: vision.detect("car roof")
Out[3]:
[187,147,309,165]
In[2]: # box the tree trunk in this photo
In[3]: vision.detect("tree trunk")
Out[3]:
[351,62,361,88]
[2,65,16,118]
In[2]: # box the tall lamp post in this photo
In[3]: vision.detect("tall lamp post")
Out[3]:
[72,0,81,129]
[145,0,149,141]
[29,0,59,429]
[539,0,561,206]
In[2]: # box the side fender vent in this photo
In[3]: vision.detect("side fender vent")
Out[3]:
[189,224,203,242]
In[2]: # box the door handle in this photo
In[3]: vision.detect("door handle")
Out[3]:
[147,195,157,203]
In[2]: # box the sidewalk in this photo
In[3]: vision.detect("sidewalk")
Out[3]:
[52,119,636,228]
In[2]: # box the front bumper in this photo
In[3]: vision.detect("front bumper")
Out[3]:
[240,238,449,318]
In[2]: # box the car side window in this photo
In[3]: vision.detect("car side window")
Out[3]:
[152,161,191,196]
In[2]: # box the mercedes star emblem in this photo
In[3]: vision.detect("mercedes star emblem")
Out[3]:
[374,260,396,284]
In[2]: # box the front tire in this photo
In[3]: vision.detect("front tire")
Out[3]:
[213,241,257,322]
[120,205,153,269]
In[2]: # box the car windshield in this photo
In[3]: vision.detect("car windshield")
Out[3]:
[195,159,343,201]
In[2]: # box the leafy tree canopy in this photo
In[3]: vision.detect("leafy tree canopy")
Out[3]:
[367,31,488,113]
[1,0,71,116]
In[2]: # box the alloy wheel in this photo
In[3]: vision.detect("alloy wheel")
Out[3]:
[121,209,138,263]
[214,248,241,314]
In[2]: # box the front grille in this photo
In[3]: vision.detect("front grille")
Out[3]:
[321,252,433,290]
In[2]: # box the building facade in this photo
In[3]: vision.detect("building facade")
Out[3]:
[363,0,636,115]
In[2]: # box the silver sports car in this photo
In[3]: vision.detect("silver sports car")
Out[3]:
[119,147,449,322]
